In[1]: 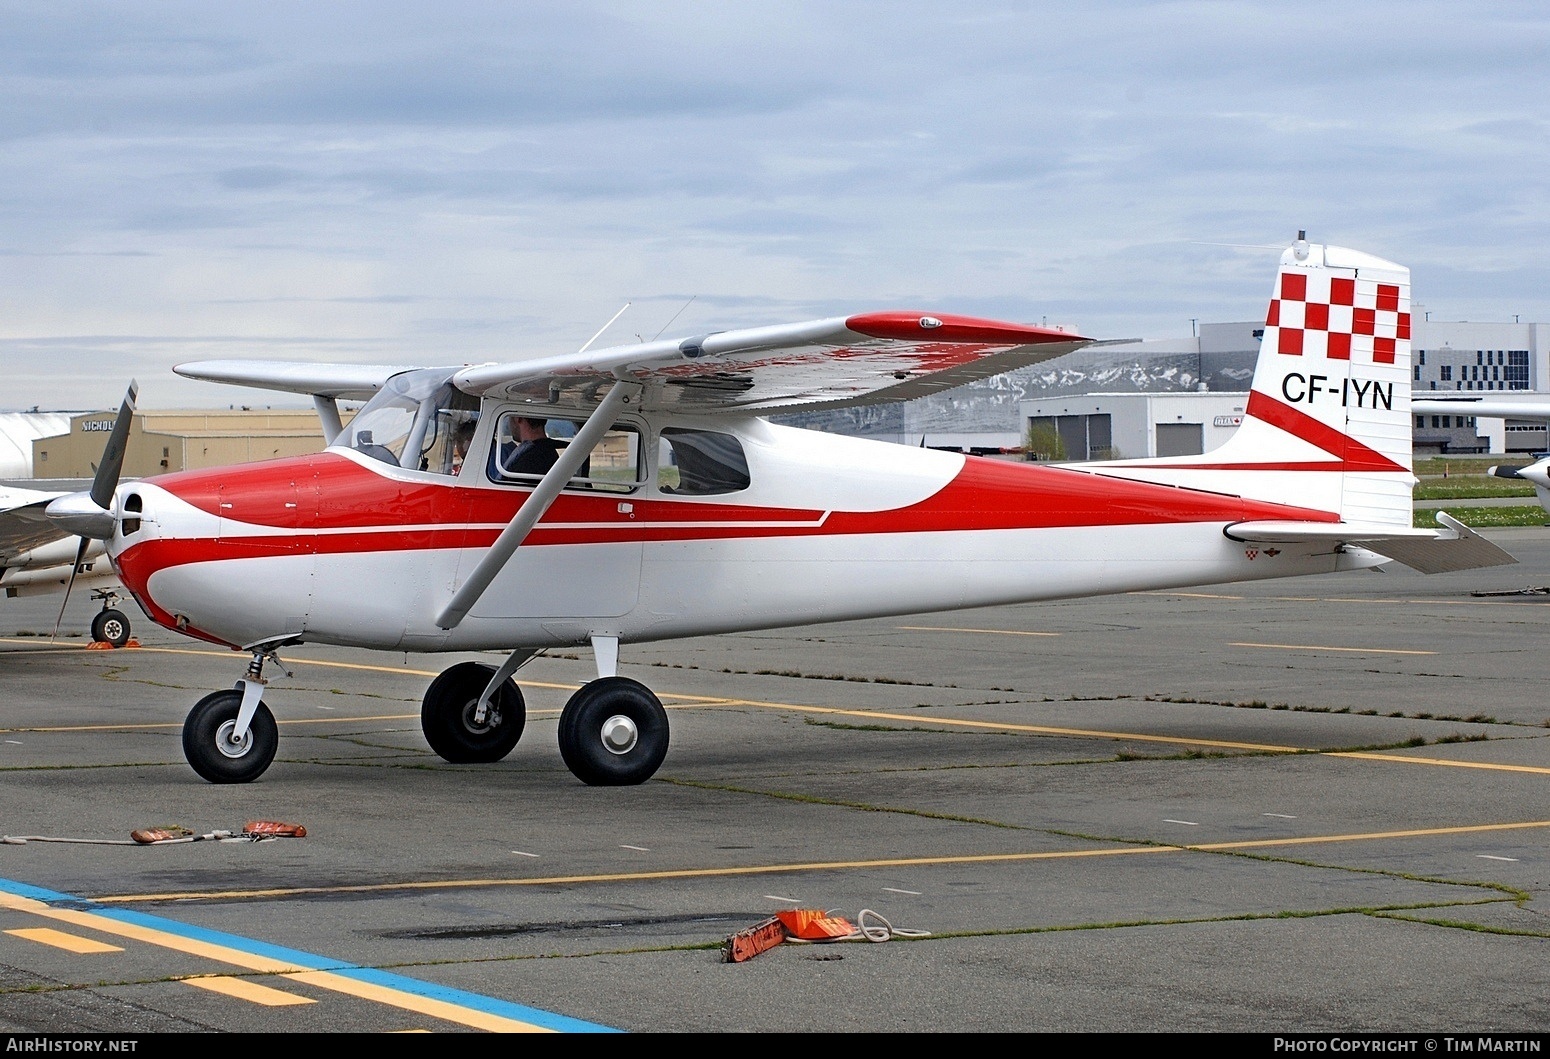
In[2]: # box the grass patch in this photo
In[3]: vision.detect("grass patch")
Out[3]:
[1413,505,1548,528]
[1413,479,1535,500]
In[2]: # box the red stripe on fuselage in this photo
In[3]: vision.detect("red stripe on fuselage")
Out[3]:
[120,450,1336,569]
[1114,391,1405,473]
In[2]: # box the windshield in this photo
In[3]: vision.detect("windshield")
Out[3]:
[334,368,479,474]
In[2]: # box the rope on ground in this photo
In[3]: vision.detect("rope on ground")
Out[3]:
[2,821,306,846]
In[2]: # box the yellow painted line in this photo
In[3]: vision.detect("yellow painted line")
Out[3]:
[184,975,315,1006]
[1331,752,1550,776]
[281,971,552,1033]
[0,889,552,1032]
[1230,642,1436,656]
[677,696,1302,752]
[88,819,1550,905]
[1133,592,1550,607]
[1149,591,1245,599]
[6,927,122,953]
[1184,819,1550,851]
[0,639,590,692]
[7,639,1543,779]
[897,626,1060,637]
[0,890,310,972]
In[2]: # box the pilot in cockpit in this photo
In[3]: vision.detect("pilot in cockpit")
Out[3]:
[500,416,561,477]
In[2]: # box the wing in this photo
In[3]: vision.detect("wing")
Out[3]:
[1412,396,1550,418]
[452,313,1091,415]
[1226,512,1515,574]
[172,360,436,401]
[0,485,71,561]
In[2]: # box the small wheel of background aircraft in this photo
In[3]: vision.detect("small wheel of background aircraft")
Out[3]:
[90,604,131,648]
[46,236,1519,786]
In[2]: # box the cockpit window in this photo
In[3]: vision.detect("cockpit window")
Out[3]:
[488,411,642,493]
[657,427,750,495]
[334,369,478,476]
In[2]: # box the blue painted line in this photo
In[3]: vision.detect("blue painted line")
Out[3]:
[0,877,621,1033]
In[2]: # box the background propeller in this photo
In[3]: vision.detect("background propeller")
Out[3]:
[44,381,138,636]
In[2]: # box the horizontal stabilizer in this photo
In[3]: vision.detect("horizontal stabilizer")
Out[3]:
[1226,512,1517,574]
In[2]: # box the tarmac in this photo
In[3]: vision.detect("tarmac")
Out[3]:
[0,525,1548,1035]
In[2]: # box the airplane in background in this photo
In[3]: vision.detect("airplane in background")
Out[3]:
[0,391,138,647]
[1412,394,1550,513]
[46,235,1517,787]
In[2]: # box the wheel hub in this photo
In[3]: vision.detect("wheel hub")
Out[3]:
[600,714,638,756]
[461,699,500,735]
[214,720,252,759]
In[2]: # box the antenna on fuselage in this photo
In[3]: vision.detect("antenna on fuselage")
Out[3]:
[578,303,631,355]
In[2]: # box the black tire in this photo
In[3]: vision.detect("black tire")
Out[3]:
[182,689,278,784]
[91,608,131,648]
[420,661,526,764]
[558,677,669,786]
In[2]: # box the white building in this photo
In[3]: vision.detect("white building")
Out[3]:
[0,412,75,480]
[1021,391,1248,461]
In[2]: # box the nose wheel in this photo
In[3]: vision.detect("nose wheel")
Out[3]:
[90,607,131,648]
[558,677,669,786]
[183,689,278,784]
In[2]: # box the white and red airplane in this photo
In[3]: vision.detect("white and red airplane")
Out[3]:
[46,235,1517,787]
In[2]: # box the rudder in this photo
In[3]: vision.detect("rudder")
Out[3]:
[1098,234,1416,527]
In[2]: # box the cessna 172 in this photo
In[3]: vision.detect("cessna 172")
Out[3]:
[47,236,1517,787]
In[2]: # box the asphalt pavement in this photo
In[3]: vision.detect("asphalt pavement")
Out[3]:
[0,526,1547,1036]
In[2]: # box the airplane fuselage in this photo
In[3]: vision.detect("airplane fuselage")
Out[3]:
[106,415,1368,653]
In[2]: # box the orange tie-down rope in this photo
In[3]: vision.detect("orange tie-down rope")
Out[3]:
[722,908,930,962]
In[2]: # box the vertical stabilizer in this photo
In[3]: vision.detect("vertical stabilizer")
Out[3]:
[1096,235,1415,526]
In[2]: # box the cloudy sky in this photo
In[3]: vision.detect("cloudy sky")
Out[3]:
[3,1,1548,411]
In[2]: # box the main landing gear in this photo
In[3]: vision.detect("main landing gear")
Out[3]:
[417,664,669,784]
[417,642,670,786]
[180,639,671,786]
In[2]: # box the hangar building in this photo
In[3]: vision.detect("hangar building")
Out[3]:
[31,409,334,480]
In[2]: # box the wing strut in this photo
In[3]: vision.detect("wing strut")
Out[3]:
[435,380,643,630]
[312,395,344,446]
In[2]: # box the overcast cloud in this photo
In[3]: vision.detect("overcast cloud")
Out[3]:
[2,1,1547,410]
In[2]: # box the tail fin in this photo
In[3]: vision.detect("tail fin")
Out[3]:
[1099,235,1415,527]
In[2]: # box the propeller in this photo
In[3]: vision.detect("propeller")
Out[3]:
[44,381,138,635]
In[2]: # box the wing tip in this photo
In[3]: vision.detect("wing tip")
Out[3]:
[844,312,1089,345]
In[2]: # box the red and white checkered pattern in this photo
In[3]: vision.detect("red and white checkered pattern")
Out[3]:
[1263,271,1410,365]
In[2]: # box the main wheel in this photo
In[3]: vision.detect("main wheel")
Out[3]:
[420,661,526,764]
[558,677,669,786]
[183,689,278,784]
[91,608,131,648]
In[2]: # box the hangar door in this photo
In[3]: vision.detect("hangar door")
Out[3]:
[1029,414,1112,461]
[1155,422,1204,457]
